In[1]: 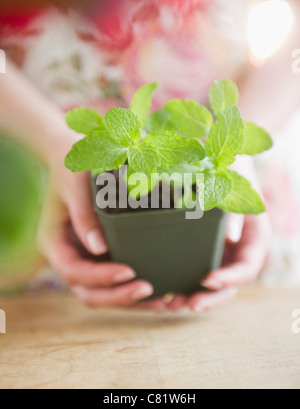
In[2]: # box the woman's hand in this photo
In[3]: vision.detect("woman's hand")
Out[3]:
[1,60,155,307]
[38,135,155,308]
[137,154,271,313]
[143,212,270,313]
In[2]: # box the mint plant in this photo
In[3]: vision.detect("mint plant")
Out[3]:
[65,80,273,214]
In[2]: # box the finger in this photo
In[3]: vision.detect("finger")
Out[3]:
[203,262,258,290]
[133,298,169,313]
[43,224,136,287]
[66,172,108,255]
[72,281,154,308]
[203,215,270,290]
[226,213,244,243]
[168,295,188,312]
[188,288,238,313]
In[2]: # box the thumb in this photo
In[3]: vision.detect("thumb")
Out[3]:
[226,213,244,243]
[66,175,108,255]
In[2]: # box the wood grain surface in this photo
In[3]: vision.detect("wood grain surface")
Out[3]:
[0,287,299,389]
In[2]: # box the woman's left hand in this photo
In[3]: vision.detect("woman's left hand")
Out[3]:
[137,213,271,312]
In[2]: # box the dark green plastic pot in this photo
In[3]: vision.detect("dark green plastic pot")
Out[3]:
[92,179,227,298]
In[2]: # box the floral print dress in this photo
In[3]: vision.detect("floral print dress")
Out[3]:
[0,0,248,108]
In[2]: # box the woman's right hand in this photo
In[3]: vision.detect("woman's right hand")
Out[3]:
[38,134,158,308]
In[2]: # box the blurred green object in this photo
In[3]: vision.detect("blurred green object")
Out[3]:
[0,138,47,291]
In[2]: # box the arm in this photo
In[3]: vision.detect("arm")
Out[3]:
[0,60,75,166]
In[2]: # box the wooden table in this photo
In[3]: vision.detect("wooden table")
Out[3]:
[0,287,299,389]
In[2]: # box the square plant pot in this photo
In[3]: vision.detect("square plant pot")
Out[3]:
[91,177,227,298]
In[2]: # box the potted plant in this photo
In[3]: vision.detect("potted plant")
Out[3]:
[64,80,272,298]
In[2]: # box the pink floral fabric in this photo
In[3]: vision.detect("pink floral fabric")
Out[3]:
[0,0,248,109]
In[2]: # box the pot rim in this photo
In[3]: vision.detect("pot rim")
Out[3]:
[95,206,224,220]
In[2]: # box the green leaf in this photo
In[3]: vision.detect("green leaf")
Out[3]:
[105,108,141,146]
[66,108,106,135]
[205,106,244,168]
[210,79,239,114]
[160,163,202,186]
[145,131,206,169]
[241,121,273,155]
[91,168,104,177]
[164,99,213,138]
[218,171,266,214]
[146,109,175,133]
[127,142,160,176]
[65,131,128,173]
[198,170,232,211]
[130,83,158,128]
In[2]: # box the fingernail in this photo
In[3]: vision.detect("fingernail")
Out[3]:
[132,285,154,301]
[87,229,108,255]
[163,292,175,304]
[228,219,242,243]
[202,278,223,290]
[113,268,136,284]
